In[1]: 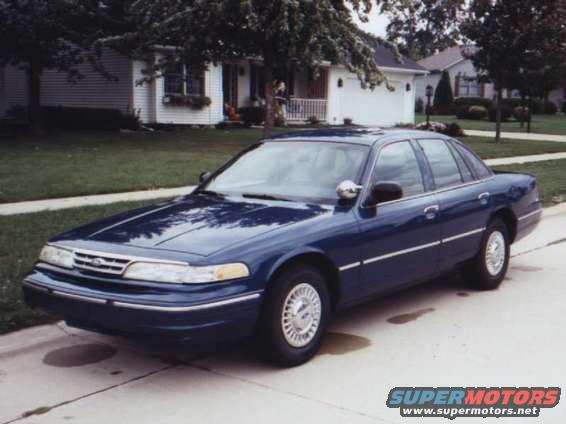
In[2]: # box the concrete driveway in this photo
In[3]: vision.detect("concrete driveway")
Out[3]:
[1,207,565,424]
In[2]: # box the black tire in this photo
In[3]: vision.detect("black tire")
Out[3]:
[463,218,510,290]
[261,264,331,367]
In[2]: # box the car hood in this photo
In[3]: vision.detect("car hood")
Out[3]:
[54,194,332,256]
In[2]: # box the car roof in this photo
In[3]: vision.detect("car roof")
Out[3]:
[268,128,439,147]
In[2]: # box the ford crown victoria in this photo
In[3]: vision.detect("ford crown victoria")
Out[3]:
[23,128,541,366]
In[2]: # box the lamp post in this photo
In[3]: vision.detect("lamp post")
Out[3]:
[425,85,433,128]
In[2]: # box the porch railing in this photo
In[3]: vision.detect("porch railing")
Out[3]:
[285,98,327,122]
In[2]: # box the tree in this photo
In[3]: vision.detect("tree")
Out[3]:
[104,0,399,137]
[463,0,566,142]
[0,0,122,134]
[433,71,454,114]
[379,0,466,60]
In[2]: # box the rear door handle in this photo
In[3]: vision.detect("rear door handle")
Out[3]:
[478,192,491,204]
[424,205,440,219]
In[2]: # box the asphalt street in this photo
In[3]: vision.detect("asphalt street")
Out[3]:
[1,205,565,424]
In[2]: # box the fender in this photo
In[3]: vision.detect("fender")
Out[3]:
[266,245,335,283]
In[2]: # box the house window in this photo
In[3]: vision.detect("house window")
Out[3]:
[458,76,480,97]
[164,63,205,96]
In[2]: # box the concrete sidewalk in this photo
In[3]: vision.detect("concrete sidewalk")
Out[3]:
[466,129,566,142]
[1,204,565,424]
[1,151,566,216]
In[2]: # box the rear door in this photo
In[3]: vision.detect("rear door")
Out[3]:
[356,140,441,296]
[416,138,493,271]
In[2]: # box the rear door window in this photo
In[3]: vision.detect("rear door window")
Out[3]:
[418,139,464,189]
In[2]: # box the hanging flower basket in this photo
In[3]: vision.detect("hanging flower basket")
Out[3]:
[162,94,212,109]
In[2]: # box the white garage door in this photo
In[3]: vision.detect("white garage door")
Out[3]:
[339,77,404,127]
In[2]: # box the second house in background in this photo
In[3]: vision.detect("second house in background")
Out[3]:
[0,46,427,127]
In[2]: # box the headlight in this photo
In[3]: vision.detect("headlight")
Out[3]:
[123,262,250,284]
[39,245,74,269]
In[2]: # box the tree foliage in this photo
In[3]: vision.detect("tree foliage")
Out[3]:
[379,0,466,60]
[104,0,399,136]
[463,0,566,141]
[433,70,454,114]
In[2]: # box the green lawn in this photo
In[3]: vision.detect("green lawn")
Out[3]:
[416,113,566,135]
[493,159,566,206]
[0,128,270,203]
[2,128,566,204]
[0,200,159,335]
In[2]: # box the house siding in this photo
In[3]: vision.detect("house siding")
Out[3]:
[327,67,415,126]
[4,50,133,113]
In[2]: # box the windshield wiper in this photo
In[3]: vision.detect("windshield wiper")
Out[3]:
[241,193,291,202]
[195,189,225,198]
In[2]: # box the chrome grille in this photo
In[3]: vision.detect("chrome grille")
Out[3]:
[73,251,131,275]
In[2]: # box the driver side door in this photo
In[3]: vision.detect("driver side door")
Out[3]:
[356,140,442,296]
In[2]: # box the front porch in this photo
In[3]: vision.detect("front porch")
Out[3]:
[223,62,329,123]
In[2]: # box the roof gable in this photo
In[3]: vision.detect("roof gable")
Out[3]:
[417,46,473,72]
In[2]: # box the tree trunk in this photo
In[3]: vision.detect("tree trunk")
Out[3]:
[527,95,533,134]
[28,61,44,135]
[262,49,275,139]
[495,87,502,143]
[520,95,526,129]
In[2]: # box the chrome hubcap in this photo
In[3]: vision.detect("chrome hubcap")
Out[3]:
[485,231,506,276]
[281,283,322,348]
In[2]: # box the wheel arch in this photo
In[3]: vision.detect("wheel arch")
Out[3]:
[266,248,342,308]
[490,207,518,244]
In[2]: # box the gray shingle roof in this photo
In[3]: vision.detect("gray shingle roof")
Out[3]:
[373,44,428,73]
[417,46,472,72]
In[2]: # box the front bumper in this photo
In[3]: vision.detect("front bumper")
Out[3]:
[22,268,263,344]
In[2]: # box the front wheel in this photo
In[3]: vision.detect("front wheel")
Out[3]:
[261,264,330,367]
[463,218,510,290]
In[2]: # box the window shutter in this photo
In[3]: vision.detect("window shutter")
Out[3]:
[480,82,485,98]
[250,65,257,98]
[454,75,460,97]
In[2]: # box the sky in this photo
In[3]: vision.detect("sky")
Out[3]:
[352,7,390,37]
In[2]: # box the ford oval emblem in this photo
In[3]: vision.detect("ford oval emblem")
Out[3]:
[91,258,103,267]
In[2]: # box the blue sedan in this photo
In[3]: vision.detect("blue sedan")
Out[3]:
[23,128,541,366]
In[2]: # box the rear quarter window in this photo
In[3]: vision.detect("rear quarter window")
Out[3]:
[453,142,493,179]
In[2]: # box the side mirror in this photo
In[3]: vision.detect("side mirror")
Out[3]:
[336,180,362,200]
[199,171,211,183]
[364,181,403,207]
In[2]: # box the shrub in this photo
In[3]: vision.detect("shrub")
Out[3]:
[415,121,463,137]
[119,109,141,130]
[274,115,286,127]
[433,71,454,115]
[308,115,321,125]
[5,105,28,120]
[562,102,566,114]
[501,98,523,110]
[343,117,353,126]
[238,106,264,127]
[542,100,558,115]
[513,106,530,122]
[488,105,512,122]
[456,105,487,120]
[415,97,424,113]
[454,97,493,109]
[42,106,123,130]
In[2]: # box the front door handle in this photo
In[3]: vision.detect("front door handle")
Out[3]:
[478,192,491,204]
[424,205,440,219]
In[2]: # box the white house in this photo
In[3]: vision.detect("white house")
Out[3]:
[0,46,427,127]
[415,46,496,103]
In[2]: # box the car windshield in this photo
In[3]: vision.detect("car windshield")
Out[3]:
[201,141,369,203]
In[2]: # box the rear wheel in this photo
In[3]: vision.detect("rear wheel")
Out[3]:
[261,264,330,367]
[463,218,510,290]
